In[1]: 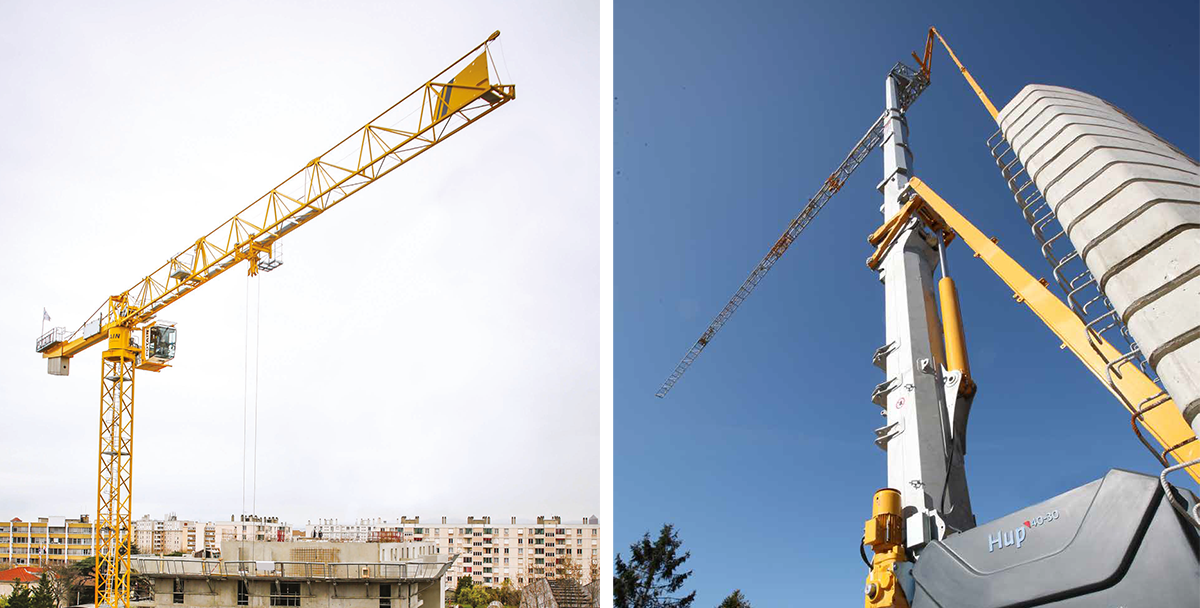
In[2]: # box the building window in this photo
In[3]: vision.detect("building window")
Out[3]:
[379,584,391,608]
[270,582,301,607]
[173,579,184,604]
[238,580,250,606]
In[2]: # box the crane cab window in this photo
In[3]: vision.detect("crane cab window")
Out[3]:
[147,325,177,362]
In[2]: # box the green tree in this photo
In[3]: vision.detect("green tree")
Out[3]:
[614,524,695,608]
[6,578,53,608]
[31,573,55,608]
[717,590,750,608]
[462,585,491,607]
[495,579,520,606]
[558,554,584,584]
[70,558,96,606]
[451,575,475,605]
[455,575,474,596]
[43,563,73,608]
[48,557,98,606]
[7,584,34,608]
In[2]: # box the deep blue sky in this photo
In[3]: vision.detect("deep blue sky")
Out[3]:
[614,1,1198,606]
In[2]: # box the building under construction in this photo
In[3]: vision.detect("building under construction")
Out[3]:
[132,541,448,608]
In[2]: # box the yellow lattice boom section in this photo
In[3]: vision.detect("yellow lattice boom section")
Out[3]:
[40,31,515,363]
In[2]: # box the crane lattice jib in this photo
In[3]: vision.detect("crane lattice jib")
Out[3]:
[656,63,927,398]
[39,33,515,362]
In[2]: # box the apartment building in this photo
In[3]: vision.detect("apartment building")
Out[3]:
[304,515,601,590]
[219,514,293,544]
[134,514,219,556]
[0,516,94,566]
[134,514,290,556]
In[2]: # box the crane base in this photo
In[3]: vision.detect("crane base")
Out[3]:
[909,468,1199,607]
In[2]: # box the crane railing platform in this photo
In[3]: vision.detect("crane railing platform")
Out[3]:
[130,556,456,582]
[35,327,69,353]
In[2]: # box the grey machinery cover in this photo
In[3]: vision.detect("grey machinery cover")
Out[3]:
[909,469,1200,607]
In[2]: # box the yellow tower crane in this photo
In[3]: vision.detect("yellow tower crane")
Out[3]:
[33,32,515,608]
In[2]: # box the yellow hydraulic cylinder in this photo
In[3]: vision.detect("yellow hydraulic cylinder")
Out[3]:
[938,276,974,396]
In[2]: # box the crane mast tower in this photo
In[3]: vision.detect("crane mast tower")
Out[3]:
[874,69,975,548]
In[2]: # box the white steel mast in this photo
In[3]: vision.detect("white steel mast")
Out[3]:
[875,72,975,549]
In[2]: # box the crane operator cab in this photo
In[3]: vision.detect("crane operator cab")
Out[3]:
[137,321,176,372]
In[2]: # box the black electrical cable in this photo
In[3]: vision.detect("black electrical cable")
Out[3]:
[939,428,964,535]
[860,536,872,570]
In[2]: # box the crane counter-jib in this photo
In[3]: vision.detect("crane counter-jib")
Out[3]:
[35,31,514,369]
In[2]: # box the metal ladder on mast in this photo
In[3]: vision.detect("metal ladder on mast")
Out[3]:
[985,129,1177,463]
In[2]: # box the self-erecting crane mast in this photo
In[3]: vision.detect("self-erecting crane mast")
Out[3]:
[657,25,1200,607]
[34,32,515,608]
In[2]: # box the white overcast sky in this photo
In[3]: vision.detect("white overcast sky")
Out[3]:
[0,0,601,528]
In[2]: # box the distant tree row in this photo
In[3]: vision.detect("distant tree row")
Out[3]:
[0,556,153,608]
[448,576,520,607]
[1,569,66,608]
[444,551,601,608]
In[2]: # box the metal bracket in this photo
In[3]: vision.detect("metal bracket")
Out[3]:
[942,369,961,388]
[874,420,905,450]
[894,561,916,602]
[872,378,900,407]
[873,341,898,370]
[918,358,935,375]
